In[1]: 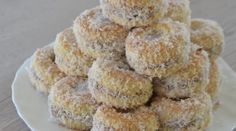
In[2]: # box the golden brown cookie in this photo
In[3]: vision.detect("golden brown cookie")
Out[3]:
[54,27,93,77]
[73,6,128,58]
[92,106,159,131]
[151,92,212,131]
[165,0,191,26]
[126,19,190,78]
[29,45,65,94]
[88,57,153,109]
[48,76,99,130]
[206,60,220,110]
[191,19,224,59]
[100,0,169,28]
[153,44,210,98]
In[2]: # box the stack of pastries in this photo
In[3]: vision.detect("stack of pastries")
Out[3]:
[28,0,224,130]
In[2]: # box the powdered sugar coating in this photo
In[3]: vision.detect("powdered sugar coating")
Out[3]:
[54,27,94,77]
[151,92,212,130]
[73,6,128,58]
[48,76,99,130]
[191,18,224,60]
[153,44,210,98]
[126,20,191,78]
[165,0,191,27]
[91,106,159,131]
[88,57,153,109]
[100,0,169,29]
[29,45,66,94]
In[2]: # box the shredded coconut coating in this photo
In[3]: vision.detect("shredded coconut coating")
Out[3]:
[191,18,225,60]
[100,0,169,29]
[151,92,212,131]
[206,60,220,110]
[165,0,191,27]
[48,76,99,130]
[54,27,94,77]
[126,20,191,78]
[153,44,210,98]
[73,6,128,58]
[91,106,159,131]
[29,45,66,94]
[88,57,153,109]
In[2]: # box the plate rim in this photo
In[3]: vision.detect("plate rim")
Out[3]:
[11,57,35,130]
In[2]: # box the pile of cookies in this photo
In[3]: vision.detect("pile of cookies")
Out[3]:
[28,0,224,130]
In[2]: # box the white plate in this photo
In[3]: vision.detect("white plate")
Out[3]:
[12,56,236,131]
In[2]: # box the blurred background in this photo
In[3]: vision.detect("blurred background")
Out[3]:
[0,0,235,130]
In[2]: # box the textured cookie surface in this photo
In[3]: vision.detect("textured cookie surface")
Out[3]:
[153,44,210,98]
[151,92,212,131]
[191,18,224,59]
[92,106,159,131]
[206,60,220,110]
[54,27,93,77]
[165,0,191,26]
[29,45,65,94]
[100,0,169,28]
[126,19,190,78]
[73,6,128,58]
[49,76,99,130]
[88,57,153,109]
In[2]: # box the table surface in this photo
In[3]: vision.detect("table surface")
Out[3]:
[0,0,236,130]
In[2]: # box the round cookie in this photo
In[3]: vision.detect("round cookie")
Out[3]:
[54,27,94,77]
[151,92,212,131]
[153,44,210,98]
[165,0,191,26]
[28,45,66,94]
[191,18,224,59]
[73,6,128,58]
[100,0,169,29]
[91,106,159,131]
[48,76,99,130]
[206,60,220,109]
[88,57,153,109]
[126,20,191,78]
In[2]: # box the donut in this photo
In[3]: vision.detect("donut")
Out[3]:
[54,27,94,77]
[100,0,169,29]
[151,92,212,131]
[165,0,191,27]
[126,20,191,78]
[73,6,128,58]
[28,45,66,94]
[191,19,224,59]
[48,76,99,130]
[153,44,210,98]
[206,60,220,109]
[91,106,159,131]
[88,57,153,109]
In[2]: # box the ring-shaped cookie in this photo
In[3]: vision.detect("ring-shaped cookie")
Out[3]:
[73,6,128,58]
[153,44,210,98]
[29,45,65,94]
[92,106,159,131]
[54,27,93,77]
[126,20,190,78]
[48,76,99,130]
[88,57,153,109]
[151,92,212,130]
[100,0,169,28]
[191,18,224,59]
